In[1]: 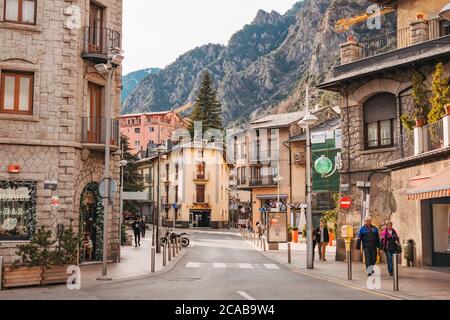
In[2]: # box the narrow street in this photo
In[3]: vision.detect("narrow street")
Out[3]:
[0,230,391,300]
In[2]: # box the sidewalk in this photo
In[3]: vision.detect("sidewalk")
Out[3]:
[79,230,185,287]
[243,232,450,300]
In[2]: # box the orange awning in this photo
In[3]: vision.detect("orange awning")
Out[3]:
[408,167,450,200]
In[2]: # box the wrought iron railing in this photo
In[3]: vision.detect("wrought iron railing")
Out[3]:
[249,175,276,186]
[424,120,444,153]
[81,117,119,146]
[82,27,121,57]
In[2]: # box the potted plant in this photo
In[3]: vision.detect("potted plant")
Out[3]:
[287,225,293,242]
[445,103,450,116]
[291,227,299,243]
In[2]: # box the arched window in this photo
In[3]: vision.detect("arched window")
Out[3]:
[363,92,397,149]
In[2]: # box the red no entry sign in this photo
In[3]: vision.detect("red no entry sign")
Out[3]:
[339,196,352,210]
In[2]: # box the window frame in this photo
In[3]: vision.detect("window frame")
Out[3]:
[4,0,37,25]
[0,70,34,115]
[364,118,395,150]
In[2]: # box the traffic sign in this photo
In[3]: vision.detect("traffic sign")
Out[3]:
[339,196,353,210]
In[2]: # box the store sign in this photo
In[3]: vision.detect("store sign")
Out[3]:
[51,196,60,209]
[44,180,58,190]
[314,155,333,175]
[267,211,288,243]
[311,132,326,144]
[0,187,30,201]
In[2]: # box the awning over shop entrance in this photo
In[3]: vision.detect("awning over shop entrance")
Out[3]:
[256,194,288,200]
[408,167,450,200]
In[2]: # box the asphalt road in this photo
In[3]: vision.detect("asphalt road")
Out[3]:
[0,230,391,300]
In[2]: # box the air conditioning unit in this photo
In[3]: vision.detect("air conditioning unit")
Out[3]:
[294,153,306,165]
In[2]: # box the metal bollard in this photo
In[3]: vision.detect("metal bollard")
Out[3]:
[0,256,3,290]
[172,239,176,257]
[168,239,172,262]
[263,238,266,252]
[151,247,156,273]
[347,249,352,280]
[288,243,292,264]
[179,237,182,251]
[393,253,399,291]
[163,243,166,267]
[175,238,179,255]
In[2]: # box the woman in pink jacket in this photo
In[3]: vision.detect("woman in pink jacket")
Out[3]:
[380,221,400,276]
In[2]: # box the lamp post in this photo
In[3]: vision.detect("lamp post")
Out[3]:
[95,53,124,281]
[118,158,128,262]
[153,144,166,254]
[299,85,318,270]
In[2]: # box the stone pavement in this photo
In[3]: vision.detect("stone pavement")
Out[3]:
[78,228,186,287]
[243,231,450,300]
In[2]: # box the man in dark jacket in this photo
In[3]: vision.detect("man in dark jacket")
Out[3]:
[132,217,141,247]
[139,217,146,238]
[356,216,380,276]
[315,220,330,261]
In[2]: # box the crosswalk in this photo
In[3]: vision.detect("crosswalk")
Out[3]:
[184,262,281,270]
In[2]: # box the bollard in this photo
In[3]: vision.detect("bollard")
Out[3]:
[263,238,266,252]
[393,253,399,291]
[151,248,156,273]
[163,243,166,267]
[175,238,179,255]
[168,239,172,262]
[0,256,3,290]
[288,242,292,264]
[179,237,182,252]
[347,249,352,280]
[172,239,176,257]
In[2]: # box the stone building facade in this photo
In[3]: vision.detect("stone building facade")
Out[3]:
[0,0,123,265]
[318,0,450,266]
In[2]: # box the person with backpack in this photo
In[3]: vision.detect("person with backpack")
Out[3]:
[356,216,380,276]
[380,221,401,277]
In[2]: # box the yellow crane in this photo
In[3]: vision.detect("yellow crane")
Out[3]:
[335,6,395,33]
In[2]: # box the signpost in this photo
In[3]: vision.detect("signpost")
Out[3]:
[339,196,353,210]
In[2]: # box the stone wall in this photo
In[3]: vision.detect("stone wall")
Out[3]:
[0,0,123,264]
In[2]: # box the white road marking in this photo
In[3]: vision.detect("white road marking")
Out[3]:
[237,291,256,301]
[213,263,227,268]
[263,264,280,269]
[238,263,254,269]
[185,262,201,268]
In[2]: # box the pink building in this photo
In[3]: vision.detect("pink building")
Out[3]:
[120,110,182,154]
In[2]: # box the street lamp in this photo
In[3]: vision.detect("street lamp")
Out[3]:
[153,144,167,254]
[95,53,124,281]
[299,85,318,270]
[118,158,128,263]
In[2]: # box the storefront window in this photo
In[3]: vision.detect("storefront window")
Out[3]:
[0,181,36,241]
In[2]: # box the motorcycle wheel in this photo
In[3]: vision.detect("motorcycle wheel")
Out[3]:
[181,237,190,247]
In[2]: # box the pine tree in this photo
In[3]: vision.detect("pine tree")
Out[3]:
[188,71,224,138]
[428,62,450,124]
[121,135,144,214]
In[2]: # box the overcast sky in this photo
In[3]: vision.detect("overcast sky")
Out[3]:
[122,0,299,74]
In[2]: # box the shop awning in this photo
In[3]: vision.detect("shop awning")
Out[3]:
[408,167,450,200]
[256,194,288,200]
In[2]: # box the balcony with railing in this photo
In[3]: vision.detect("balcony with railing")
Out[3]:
[339,18,450,66]
[81,117,119,150]
[82,27,121,62]
[249,175,277,187]
[387,116,450,168]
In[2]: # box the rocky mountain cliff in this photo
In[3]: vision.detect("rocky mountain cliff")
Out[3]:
[121,68,161,103]
[122,0,394,125]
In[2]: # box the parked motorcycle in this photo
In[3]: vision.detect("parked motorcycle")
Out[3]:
[160,230,190,247]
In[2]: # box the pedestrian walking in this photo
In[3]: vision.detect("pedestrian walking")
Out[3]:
[356,217,380,276]
[139,217,146,238]
[315,220,330,261]
[132,217,141,247]
[381,221,400,277]
[311,227,320,261]
[246,218,252,232]
[256,221,265,239]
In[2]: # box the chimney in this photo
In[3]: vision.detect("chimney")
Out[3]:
[340,35,363,64]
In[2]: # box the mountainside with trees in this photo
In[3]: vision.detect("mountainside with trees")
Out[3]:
[123,0,394,126]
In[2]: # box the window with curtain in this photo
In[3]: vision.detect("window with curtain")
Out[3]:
[0,71,34,115]
[363,92,397,149]
[4,0,36,24]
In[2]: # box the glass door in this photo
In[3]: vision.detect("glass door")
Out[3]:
[89,2,104,53]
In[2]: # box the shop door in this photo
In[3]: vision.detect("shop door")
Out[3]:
[432,203,450,267]
[192,211,210,228]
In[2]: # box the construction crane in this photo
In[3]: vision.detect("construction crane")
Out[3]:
[335,6,395,33]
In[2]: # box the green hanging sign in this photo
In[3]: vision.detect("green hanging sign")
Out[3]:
[315,155,333,175]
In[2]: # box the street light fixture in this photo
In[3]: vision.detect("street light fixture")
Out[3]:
[96,53,124,281]
[298,85,318,270]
